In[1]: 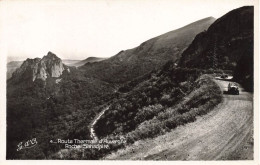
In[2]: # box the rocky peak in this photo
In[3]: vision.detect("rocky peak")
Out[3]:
[43,51,60,61]
[11,52,67,82]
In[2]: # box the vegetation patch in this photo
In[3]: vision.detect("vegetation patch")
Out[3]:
[126,75,222,143]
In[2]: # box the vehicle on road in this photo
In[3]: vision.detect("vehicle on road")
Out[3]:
[227,83,239,95]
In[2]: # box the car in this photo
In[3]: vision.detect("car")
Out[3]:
[221,74,228,79]
[228,83,239,95]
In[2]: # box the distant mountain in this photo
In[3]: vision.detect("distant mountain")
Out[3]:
[179,6,253,91]
[7,61,23,79]
[62,59,81,66]
[9,52,69,84]
[72,57,107,67]
[79,17,216,83]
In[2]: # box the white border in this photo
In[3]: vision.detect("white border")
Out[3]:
[0,0,259,165]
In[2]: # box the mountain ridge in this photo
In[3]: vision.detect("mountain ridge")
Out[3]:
[79,17,216,83]
[74,57,107,67]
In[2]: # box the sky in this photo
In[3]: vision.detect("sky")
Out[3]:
[0,0,257,62]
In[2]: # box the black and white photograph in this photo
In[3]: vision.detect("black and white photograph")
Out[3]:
[0,0,258,163]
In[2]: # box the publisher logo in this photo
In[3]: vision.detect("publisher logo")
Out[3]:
[17,138,37,151]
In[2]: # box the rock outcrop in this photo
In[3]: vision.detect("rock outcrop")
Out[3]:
[11,52,67,82]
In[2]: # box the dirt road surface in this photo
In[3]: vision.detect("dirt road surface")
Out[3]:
[105,78,253,160]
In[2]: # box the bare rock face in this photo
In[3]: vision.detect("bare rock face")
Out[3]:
[34,52,65,81]
[11,52,66,82]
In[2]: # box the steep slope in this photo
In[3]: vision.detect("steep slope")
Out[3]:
[233,43,253,91]
[79,17,216,83]
[179,6,253,90]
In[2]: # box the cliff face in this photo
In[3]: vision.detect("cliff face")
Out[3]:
[179,6,253,71]
[11,52,67,83]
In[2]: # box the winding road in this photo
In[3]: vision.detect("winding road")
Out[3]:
[105,77,254,160]
[90,106,110,140]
